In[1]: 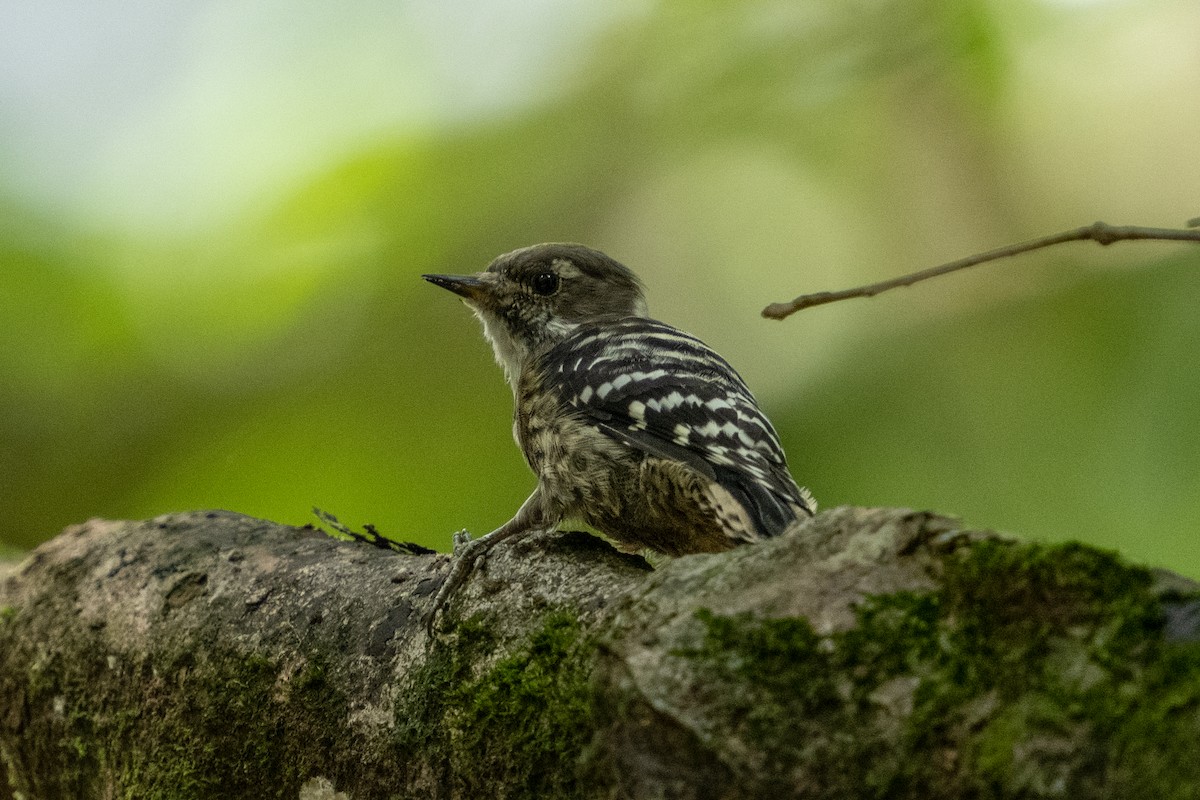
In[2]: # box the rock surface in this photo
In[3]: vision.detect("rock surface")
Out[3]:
[2,507,1199,799]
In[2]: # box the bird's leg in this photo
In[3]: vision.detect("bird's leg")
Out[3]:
[425,490,548,635]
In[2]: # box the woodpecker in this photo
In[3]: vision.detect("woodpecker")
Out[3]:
[422,243,815,625]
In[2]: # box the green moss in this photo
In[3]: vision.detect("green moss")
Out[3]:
[678,539,1200,799]
[0,605,16,624]
[391,613,494,760]
[452,612,597,797]
[123,652,288,798]
[2,629,356,800]
[395,610,600,799]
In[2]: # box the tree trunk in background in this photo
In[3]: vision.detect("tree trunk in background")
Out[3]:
[2,507,1200,799]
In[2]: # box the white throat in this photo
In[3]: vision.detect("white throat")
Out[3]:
[472,307,581,394]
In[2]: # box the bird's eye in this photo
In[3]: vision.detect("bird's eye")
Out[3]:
[530,270,560,296]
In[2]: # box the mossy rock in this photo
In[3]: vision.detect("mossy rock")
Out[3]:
[3,509,1200,799]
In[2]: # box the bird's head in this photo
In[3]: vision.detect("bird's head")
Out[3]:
[424,243,648,388]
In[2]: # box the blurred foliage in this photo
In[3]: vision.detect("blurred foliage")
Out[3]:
[785,252,1200,570]
[2,0,1198,577]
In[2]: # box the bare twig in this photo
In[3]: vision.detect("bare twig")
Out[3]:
[313,507,435,555]
[762,220,1200,320]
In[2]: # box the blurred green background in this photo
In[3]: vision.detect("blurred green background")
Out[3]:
[2,0,1198,573]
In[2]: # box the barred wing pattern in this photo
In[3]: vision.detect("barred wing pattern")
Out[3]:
[537,317,813,538]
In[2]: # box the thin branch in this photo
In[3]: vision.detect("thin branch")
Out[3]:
[762,220,1200,320]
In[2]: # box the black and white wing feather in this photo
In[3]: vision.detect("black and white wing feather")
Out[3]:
[538,317,814,537]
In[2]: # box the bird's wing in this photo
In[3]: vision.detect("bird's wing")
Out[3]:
[538,318,812,535]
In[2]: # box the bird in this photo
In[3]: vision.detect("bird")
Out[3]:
[422,243,815,627]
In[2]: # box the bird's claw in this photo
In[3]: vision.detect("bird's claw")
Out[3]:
[451,529,473,552]
[426,534,486,637]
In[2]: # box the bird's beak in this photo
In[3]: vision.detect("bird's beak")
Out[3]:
[422,273,487,302]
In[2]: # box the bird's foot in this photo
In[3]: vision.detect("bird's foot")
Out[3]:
[451,529,473,552]
[424,526,544,637]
